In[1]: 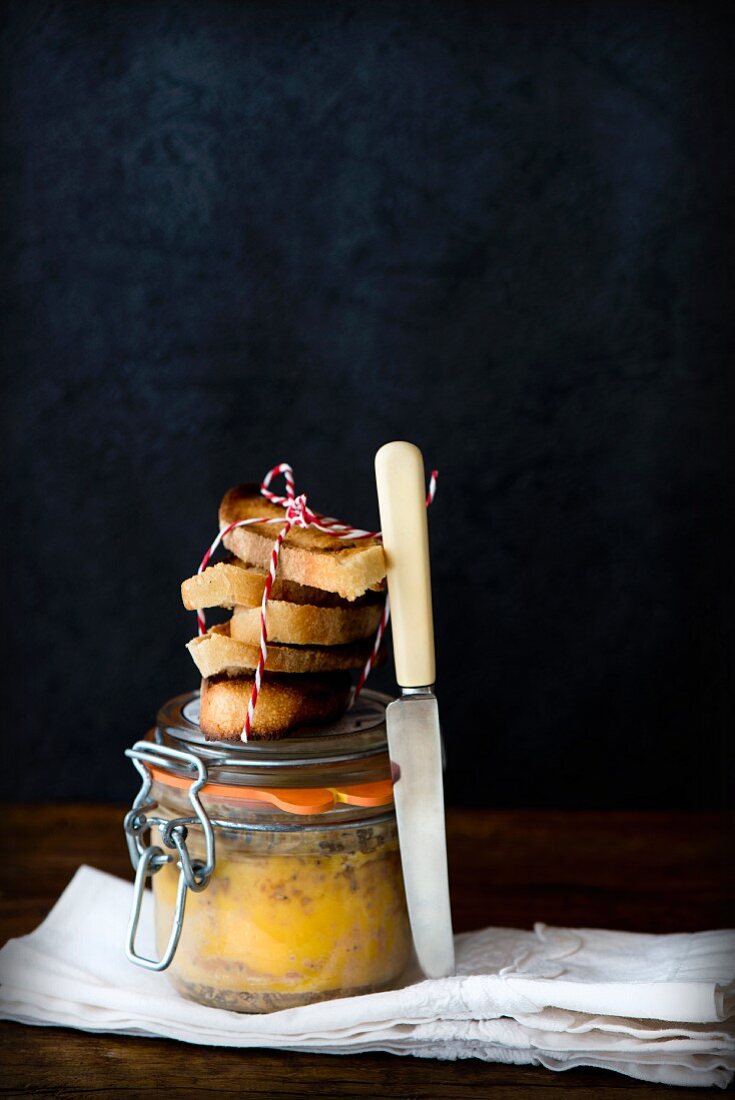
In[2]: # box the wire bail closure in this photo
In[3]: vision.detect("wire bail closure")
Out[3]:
[123,742,215,971]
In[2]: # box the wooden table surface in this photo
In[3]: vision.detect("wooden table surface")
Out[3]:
[1,805,732,1098]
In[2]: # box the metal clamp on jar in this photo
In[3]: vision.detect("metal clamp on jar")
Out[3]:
[123,689,411,1012]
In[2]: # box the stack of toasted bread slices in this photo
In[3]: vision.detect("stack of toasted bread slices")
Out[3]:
[181,484,386,740]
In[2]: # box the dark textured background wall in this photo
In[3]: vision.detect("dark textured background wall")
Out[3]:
[1,1,732,807]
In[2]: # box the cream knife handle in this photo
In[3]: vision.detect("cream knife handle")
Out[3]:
[375,441,436,688]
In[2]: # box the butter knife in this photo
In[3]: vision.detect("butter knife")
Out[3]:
[375,440,455,979]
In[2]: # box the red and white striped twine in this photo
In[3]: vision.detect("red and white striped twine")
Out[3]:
[195,462,437,741]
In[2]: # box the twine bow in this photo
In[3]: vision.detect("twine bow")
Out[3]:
[195,462,437,741]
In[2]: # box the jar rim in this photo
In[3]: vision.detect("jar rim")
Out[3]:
[148,763,394,815]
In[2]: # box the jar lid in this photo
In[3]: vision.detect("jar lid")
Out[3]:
[157,688,390,768]
[151,689,394,796]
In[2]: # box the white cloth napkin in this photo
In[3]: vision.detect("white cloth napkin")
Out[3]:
[1,867,733,1089]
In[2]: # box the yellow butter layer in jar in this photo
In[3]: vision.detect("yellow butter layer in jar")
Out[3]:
[152,816,411,1012]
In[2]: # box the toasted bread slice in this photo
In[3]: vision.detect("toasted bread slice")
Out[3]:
[199,672,351,740]
[219,484,385,600]
[228,600,382,647]
[187,621,376,678]
[181,557,384,612]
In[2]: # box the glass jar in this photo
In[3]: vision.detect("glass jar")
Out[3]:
[124,690,412,1012]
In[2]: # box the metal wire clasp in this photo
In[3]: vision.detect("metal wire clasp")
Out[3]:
[123,740,215,971]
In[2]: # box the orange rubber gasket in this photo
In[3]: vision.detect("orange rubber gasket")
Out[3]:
[148,765,394,816]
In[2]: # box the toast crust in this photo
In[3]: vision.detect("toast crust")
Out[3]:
[219,484,386,600]
[199,673,352,740]
[182,558,383,612]
[187,621,376,678]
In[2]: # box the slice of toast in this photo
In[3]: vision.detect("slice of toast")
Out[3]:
[199,672,352,740]
[187,621,377,678]
[219,484,386,600]
[229,600,383,647]
[181,557,384,612]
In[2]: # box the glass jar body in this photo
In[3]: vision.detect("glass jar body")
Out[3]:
[151,788,411,1012]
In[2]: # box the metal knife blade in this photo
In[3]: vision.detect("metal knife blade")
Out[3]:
[385,690,455,978]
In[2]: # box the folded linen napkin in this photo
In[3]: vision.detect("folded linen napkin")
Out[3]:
[1,867,733,1089]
